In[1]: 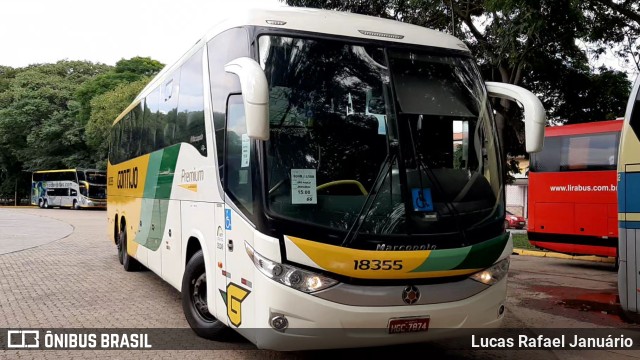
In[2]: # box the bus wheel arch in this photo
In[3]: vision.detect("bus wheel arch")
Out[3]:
[117,216,140,271]
[113,214,120,245]
[182,239,230,340]
[185,236,202,268]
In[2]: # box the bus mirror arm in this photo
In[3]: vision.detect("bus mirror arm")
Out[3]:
[485,82,546,153]
[224,57,270,141]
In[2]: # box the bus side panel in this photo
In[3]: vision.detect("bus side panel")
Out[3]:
[180,201,227,325]
[626,228,638,312]
[146,199,163,275]
[221,207,256,337]
[528,170,617,248]
[162,199,182,290]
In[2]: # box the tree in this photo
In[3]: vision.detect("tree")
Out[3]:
[283,0,633,157]
[583,0,640,71]
[0,61,111,199]
[76,57,163,125]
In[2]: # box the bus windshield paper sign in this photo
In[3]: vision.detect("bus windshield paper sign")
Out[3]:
[241,134,250,168]
[291,169,317,204]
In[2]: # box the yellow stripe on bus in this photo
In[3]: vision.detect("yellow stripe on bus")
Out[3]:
[286,236,479,279]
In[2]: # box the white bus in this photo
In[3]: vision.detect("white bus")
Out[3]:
[32,169,107,209]
[107,6,545,350]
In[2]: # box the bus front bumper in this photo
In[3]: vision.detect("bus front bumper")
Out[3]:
[238,273,507,351]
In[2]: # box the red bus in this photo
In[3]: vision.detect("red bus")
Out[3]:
[527,119,622,257]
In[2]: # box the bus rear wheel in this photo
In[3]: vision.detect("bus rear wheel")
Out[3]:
[119,229,140,271]
[182,250,230,340]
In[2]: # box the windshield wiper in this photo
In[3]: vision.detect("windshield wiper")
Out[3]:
[406,117,468,243]
[340,142,398,248]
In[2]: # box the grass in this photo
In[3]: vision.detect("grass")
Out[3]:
[510,232,537,250]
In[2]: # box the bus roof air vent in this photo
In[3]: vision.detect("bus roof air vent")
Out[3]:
[358,30,404,39]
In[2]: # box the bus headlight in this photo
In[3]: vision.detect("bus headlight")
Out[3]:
[469,258,510,285]
[245,242,338,293]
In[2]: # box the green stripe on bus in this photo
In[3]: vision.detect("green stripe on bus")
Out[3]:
[138,144,181,251]
[409,233,508,272]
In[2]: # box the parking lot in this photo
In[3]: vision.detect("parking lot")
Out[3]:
[0,207,638,359]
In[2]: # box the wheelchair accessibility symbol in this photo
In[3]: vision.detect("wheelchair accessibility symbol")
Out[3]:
[412,188,433,212]
[225,209,232,230]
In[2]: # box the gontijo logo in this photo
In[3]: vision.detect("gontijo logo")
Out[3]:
[117,167,139,189]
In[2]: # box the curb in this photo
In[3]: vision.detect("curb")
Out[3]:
[512,248,616,263]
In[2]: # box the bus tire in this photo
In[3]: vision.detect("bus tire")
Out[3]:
[182,250,230,340]
[117,229,125,265]
[119,229,140,271]
[38,199,43,208]
[73,200,79,210]
[43,200,48,209]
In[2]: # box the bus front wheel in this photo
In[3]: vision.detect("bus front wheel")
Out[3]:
[182,250,230,340]
[73,200,79,210]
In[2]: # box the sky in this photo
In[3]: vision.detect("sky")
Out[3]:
[1,0,637,81]
[0,0,282,68]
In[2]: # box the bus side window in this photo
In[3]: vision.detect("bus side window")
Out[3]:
[207,27,250,182]
[161,73,180,148]
[225,94,254,217]
[143,88,161,154]
[110,121,122,164]
[176,48,205,155]
[631,88,640,139]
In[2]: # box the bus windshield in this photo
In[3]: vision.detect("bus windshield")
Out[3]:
[260,35,502,248]
[80,170,107,199]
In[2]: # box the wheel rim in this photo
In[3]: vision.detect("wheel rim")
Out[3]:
[191,273,215,322]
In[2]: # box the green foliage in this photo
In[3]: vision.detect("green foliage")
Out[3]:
[511,233,535,250]
[76,57,164,125]
[0,58,161,200]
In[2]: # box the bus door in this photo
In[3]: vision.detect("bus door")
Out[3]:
[620,78,640,315]
[60,187,76,208]
[220,95,256,331]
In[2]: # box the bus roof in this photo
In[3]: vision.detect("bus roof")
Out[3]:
[204,6,469,52]
[122,5,470,119]
[545,119,623,137]
[33,169,104,173]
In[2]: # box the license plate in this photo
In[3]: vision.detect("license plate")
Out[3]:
[388,316,430,334]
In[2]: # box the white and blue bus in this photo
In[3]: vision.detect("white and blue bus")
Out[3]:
[618,75,640,318]
[107,6,545,350]
[32,169,107,209]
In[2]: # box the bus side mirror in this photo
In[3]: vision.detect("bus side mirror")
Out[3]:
[224,57,270,140]
[485,81,546,153]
